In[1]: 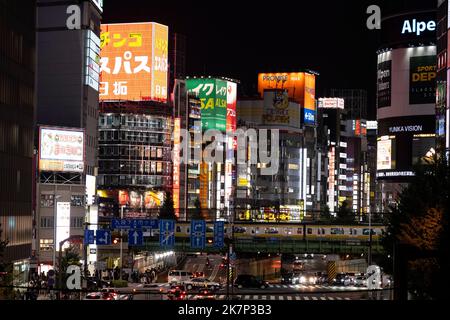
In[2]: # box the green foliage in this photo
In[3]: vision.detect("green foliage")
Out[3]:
[159,191,176,220]
[321,205,333,222]
[335,200,355,224]
[381,154,450,299]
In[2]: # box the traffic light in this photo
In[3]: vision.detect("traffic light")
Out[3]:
[113,237,120,244]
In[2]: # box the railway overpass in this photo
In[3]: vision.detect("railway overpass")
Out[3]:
[136,238,383,255]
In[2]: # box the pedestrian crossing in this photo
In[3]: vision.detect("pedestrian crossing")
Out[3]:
[267,284,366,291]
[186,294,352,301]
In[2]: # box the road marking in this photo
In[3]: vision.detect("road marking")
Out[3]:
[320,297,326,300]
[219,295,225,299]
[328,297,335,300]
[312,296,318,300]
[275,285,281,288]
[261,295,267,300]
[245,295,250,300]
[344,297,351,300]
[270,296,276,300]
[253,295,259,300]
[303,296,309,300]
[336,297,342,300]
[287,296,292,300]
[282,285,288,288]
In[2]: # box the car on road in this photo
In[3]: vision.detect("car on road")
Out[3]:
[234,275,269,289]
[191,272,205,279]
[167,285,187,300]
[101,288,120,300]
[333,273,352,286]
[355,275,367,287]
[84,292,103,300]
[168,270,193,284]
[142,283,169,293]
[192,289,216,300]
[281,272,300,285]
[298,273,317,285]
[185,278,221,291]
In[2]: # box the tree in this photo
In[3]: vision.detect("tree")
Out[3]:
[321,205,333,222]
[335,200,355,224]
[381,153,450,299]
[191,198,203,220]
[159,191,176,220]
[60,245,82,274]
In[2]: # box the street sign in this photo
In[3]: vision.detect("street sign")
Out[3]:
[111,219,158,230]
[230,252,237,262]
[190,220,206,249]
[213,221,225,248]
[128,229,143,246]
[159,219,175,247]
[84,230,95,245]
[95,230,111,245]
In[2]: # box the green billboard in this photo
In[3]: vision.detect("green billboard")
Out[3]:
[186,78,227,132]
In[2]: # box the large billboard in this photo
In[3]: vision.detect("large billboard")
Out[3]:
[377,60,392,108]
[100,22,169,103]
[39,127,85,173]
[186,78,228,132]
[173,118,181,214]
[226,81,237,133]
[262,90,300,128]
[409,55,437,104]
[377,138,393,170]
[258,72,305,103]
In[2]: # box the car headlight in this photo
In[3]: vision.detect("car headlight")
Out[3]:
[300,276,306,283]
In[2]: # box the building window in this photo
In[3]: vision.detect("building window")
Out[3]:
[40,194,54,207]
[40,239,54,251]
[71,195,85,207]
[71,217,84,228]
[40,217,54,228]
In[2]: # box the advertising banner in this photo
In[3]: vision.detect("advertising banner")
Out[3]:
[258,72,305,104]
[304,73,316,111]
[39,127,84,173]
[262,90,300,128]
[226,81,237,133]
[100,22,168,103]
[377,139,393,170]
[56,202,71,251]
[410,55,437,105]
[173,118,181,212]
[377,60,392,108]
[187,78,227,132]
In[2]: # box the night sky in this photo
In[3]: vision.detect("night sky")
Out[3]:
[102,0,436,119]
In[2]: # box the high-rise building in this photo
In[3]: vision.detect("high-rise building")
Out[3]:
[35,0,102,275]
[96,21,172,270]
[376,10,437,212]
[0,0,36,284]
[327,89,368,120]
[436,1,449,154]
[317,98,348,215]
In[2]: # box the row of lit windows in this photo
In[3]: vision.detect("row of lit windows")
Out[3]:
[98,145,168,159]
[40,194,86,207]
[99,130,169,144]
[99,114,169,130]
[99,160,171,175]
[98,175,171,188]
[39,216,84,229]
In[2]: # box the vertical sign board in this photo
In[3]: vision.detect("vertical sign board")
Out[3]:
[190,220,206,249]
[409,55,437,105]
[186,78,227,132]
[377,60,392,108]
[304,73,316,125]
[100,22,168,103]
[159,219,175,247]
[56,202,71,251]
[173,118,181,216]
[213,221,225,248]
[85,30,100,91]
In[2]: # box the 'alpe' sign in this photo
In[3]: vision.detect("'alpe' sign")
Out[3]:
[402,19,436,36]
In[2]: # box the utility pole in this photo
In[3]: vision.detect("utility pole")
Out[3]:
[120,205,124,278]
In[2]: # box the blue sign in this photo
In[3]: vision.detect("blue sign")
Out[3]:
[213,221,225,248]
[128,229,143,246]
[96,230,111,245]
[190,220,206,249]
[111,219,158,230]
[304,109,316,125]
[84,230,95,245]
[159,219,175,247]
